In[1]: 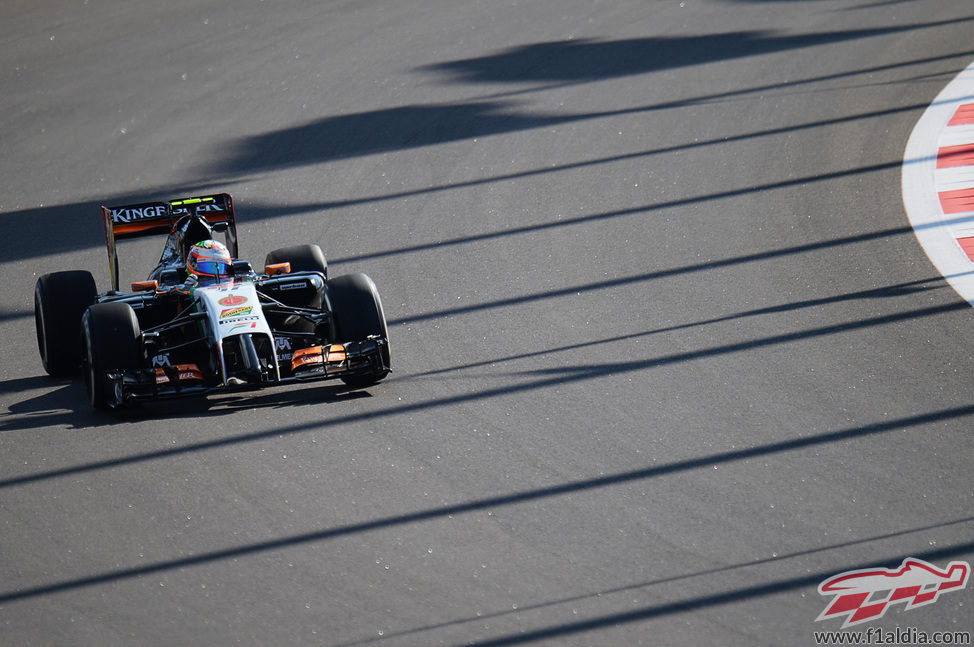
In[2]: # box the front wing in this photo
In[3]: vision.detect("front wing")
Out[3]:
[95,336,388,407]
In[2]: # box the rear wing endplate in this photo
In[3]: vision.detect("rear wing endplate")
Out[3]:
[101,193,237,291]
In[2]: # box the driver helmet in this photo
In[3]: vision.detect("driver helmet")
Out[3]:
[187,240,232,281]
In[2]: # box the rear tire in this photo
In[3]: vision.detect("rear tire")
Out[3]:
[81,302,142,410]
[265,244,327,276]
[327,273,390,388]
[34,270,97,376]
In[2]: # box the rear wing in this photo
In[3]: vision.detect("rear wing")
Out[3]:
[101,193,238,291]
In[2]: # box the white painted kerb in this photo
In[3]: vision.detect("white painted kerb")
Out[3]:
[902,61,974,303]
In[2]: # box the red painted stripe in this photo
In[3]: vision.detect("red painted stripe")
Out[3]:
[956,237,974,261]
[824,592,869,615]
[889,586,921,601]
[937,143,974,168]
[850,602,887,623]
[914,591,937,604]
[948,104,974,126]
[939,188,974,213]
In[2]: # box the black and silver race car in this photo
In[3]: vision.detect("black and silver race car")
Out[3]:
[34,193,390,409]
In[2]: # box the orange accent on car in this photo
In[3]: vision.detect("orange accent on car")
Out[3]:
[155,364,205,384]
[326,344,346,363]
[265,262,291,276]
[112,213,230,237]
[131,280,159,292]
[291,346,323,371]
[111,221,171,236]
[290,344,346,372]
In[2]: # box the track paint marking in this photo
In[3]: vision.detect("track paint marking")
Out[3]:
[937,143,974,168]
[957,237,974,262]
[902,59,974,304]
[938,187,974,213]
[948,104,974,126]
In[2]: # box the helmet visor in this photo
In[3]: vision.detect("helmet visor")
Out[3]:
[194,261,229,277]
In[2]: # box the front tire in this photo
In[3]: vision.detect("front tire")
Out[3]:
[327,273,390,388]
[265,244,327,276]
[82,302,142,410]
[264,244,328,332]
[34,270,97,376]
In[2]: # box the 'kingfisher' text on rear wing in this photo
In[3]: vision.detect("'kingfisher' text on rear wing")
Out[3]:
[101,193,238,291]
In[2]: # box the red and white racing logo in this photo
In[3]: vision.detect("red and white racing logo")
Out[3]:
[218,295,248,306]
[817,558,970,628]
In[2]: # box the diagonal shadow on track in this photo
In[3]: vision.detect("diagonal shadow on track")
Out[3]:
[515,301,970,384]
[2,217,951,414]
[453,539,974,647]
[331,515,974,647]
[208,18,974,176]
[407,278,947,379]
[383,225,941,327]
[1,261,960,431]
[341,159,910,269]
[0,127,907,269]
[9,33,973,268]
[724,0,919,8]
[420,19,974,85]
[2,269,966,433]
[0,403,972,604]
[8,46,971,265]
[233,102,928,252]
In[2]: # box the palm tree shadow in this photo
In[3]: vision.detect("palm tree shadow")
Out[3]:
[420,20,970,84]
[207,17,973,178]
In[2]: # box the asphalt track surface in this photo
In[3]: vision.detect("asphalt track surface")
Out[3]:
[2,1,973,645]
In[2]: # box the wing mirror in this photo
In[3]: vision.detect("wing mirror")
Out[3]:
[131,280,159,292]
[265,262,291,276]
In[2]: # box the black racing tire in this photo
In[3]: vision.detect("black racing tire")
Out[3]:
[265,244,329,332]
[81,302,142,410]
[327,273,390,388]
[34,270,97,377]
[265,244,327,276]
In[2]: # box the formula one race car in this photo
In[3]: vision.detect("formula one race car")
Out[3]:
[34,193,390,409]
